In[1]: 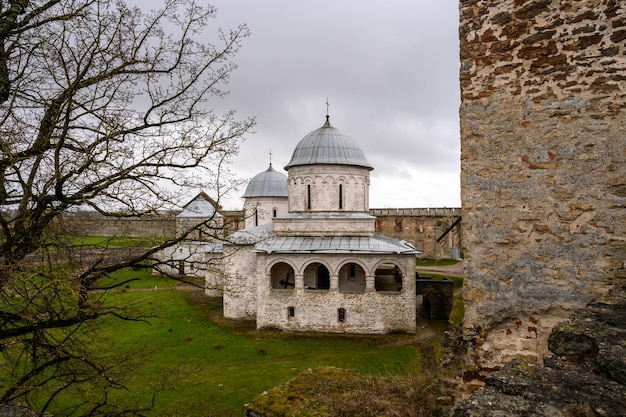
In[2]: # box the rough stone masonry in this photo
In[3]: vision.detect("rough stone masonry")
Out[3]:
[460,0,626,371]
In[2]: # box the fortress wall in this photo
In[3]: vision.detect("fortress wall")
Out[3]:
[460,0,626,370]
[59,211,177,239]
[372,208,462,259]
[56,209,461,259]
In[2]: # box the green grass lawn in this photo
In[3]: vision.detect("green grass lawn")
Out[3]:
[415,258,461,267]
[60,235,165,248]
[41,269,426,416]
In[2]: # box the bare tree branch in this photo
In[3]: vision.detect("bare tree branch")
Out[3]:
[0,0,253,413]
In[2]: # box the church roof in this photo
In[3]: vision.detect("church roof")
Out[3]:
[242,164,288,198]
[252,234,419,255]
[284,116,373,171]
[177,192,222,218]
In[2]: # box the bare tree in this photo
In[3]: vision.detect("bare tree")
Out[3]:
[0,0,252,414]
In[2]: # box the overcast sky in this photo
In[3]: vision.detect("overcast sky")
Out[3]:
[193,1,460,209]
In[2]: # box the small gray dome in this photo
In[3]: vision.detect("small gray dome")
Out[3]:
[242,164,288,198]
[284,117,373,171]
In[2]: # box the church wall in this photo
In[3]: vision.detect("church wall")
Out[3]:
[222,244,258,319]
[152,242,223,297]
[460,0,626,371]
[255,253,416,334]
[287,165,370,212]
[243,197,289,229]
[272,216,376,237]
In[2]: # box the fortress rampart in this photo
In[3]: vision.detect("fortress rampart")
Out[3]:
[460,0,626,370]
[58,208,462,260]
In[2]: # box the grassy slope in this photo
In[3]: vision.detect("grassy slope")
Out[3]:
[52,269,425,416]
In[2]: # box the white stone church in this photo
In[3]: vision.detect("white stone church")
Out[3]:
[157,116,420,334]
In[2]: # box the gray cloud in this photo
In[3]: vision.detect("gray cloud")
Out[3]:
[137,1,461,208]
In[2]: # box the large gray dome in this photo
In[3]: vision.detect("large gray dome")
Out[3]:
[242,164,288,198]
[284,117,373,171]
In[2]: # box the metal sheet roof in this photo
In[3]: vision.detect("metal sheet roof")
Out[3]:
[252,234,419,255]
[284,117,373,170]
[227,223,274,245]
[242,164,288,198]
[177,193,222,218]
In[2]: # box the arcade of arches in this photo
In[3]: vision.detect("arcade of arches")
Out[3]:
[270,260,405,292]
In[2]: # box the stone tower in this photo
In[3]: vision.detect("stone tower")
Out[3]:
[460,0,626,370]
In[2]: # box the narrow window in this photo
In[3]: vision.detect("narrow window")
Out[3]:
[287,306,295,318]
[254,208,258,226]
[273,208,277,217]
[178,261,185,275]
[339,184,343,209]
[338,308,346,322]
[350,263,356,278]
[306,184,311,210]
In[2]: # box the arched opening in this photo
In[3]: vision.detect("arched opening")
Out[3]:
[423,296,432,318]
[339,183,343,209]
[338,262,366,291]
[303,262,330,290]
[306,184,311,210]
[270,262,295,289]
[374,262,403,292]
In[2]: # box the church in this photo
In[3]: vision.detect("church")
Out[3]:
[157,116,420,334]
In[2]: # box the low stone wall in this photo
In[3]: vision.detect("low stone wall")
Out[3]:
[416,277,454,320]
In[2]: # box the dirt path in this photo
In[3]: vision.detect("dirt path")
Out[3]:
[416,260,464,277]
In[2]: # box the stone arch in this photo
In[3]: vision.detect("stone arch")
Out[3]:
[268,260,296,289]
[337,260,367,291]
[302,260,331,290]
[373,260,404,292]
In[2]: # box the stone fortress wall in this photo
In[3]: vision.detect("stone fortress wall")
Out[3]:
[59,207,462,260]
[372,207,461,260]
[459,0,626,370]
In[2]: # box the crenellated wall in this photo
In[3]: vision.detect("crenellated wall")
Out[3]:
[460,0,626,371]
